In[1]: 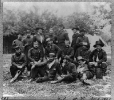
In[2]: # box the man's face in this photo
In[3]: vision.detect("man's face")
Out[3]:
[33,42,39,48]
[15,49,21,54]
[38,29,43,34]
[96,45,102,50]
[63,59,67,63]
[18,35,22,40]
[65,41,70,47]
[73,29,77,34]
[27,33,31,37]
[49,29,53,34]
[80,32,85,36]
[48,40,53,45]
[58,26,63,31]
[78,60,83,65]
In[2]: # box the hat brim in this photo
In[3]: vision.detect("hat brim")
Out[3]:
[72,28,80,30]
[93,44,104,48]
[35,27,44,30]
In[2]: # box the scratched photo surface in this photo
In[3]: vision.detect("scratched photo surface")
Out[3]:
[3,2,111,100]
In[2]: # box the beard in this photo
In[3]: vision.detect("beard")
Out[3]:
[16,52,21,56]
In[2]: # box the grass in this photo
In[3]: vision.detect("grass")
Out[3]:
[3,54,111,100]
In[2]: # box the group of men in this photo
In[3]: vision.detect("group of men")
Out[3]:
[10,24,107,85]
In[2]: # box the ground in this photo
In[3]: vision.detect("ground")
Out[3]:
[3,54,111,100]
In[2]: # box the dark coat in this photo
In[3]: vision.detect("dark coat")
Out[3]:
[28,47,43,62]
[62,46,74,59]
[47,61,62,79]
[76,47,91,61]
[76,36,90,49]
[62,62,77,78]
[89,49,107,64]
[53,30,69,50]
[45,44,61,58]
[23,37,33,57]
[71,33,80,49]
[75,36,90,58]
[11,53,27,67]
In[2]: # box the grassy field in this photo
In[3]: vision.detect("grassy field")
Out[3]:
[3,54,111,100]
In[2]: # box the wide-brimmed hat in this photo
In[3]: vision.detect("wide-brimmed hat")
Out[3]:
[80,28,86,32]
[58,24,65,28]
[46,37,53,42]
[35,26,44,30]
[49,53,56,57]
[72,27,80,30]
[93,40,104,47]
[14,46,20,50]
[77,56,84,61]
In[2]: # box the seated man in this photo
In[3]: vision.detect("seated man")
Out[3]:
[36,53,62,83]
[45,38,61,60]
[76,42,91,62]
[10,46,27,83]
[28,41,47,82]
[77,56,94,85]
[51,56,77,84]
[89,40,107,79]
[61,40,74,63]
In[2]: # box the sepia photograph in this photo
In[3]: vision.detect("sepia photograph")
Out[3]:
[3,2,111,100]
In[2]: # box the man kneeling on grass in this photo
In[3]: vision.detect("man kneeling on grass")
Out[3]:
[51,56,77,84]
[77,56,94,85]
[10,46,27,83]
[36,53,62,83]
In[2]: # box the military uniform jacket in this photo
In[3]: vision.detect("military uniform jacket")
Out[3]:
[62,46,74,59]
[77,47,91,61]
[28,47,43,62]
[45,44,61,58]
[76,36,90,49]
[62,62,77,77]
[89,49,107,64]
[47,61,62,79]
[11,53,27,66]
[71,33,80,47]
[53,30,69,49]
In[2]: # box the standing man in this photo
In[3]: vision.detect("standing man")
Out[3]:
[45,38,61,60]
[75,29,90,59]
[23,30,33,75]
[33,26,46,58]
[53,24,69,51]
[71,27,80,56]
[12,34,24,52]
[10,46,27,83]
[89,40,107,79]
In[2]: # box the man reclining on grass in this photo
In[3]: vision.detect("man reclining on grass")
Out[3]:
[50,56,77,84]
[77,56,94,85]
[36,53,62,83]
[10,46,27,83]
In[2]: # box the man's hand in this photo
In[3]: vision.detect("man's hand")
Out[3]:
[82,42,87,45]
[94,62,98,66]
[57,76,63,80]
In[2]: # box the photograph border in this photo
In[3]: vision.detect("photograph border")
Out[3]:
[0,0,113,100]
